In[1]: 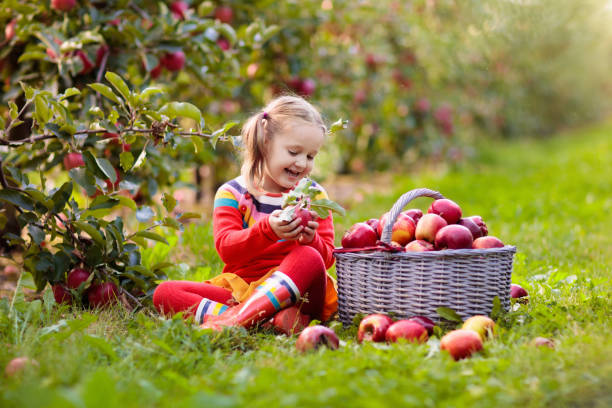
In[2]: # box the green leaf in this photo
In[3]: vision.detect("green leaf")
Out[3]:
[133,148,147,169]
[161,193,177,212]
[329,118,349,135]
[436,307,464,323]
[105,71,132,105]
[119,152,134,172]
[191,136,205,154]
[74,221,105,247]
[140,86,164,100]
[96,157,117,183]
[25,189,53,211]
[69,168,98,197]
[311,198,346,218]
[211,121,237,148]
[490,295,503,320]
[162,217,182,230]
[82,151,107,180]
[115,195,137,210]
[61,88,81,100]
[177,212,201,221]
[50,181,73,213]
[34,95,51,125]
[89,195,120,211]
[18,51,48,62]
[28,225,45,245]
[159,101,202,124]
[83,335,118,361]
[0,189,35,211]
[132,231,168,245]
[88,83,121,104]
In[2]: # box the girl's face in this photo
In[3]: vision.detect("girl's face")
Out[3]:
[261,122,325,193]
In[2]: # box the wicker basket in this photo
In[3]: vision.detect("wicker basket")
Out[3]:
[334,188,516,325]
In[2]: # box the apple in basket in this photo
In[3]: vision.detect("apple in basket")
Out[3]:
[358,314,394,343]
[402,209,423,224]
[440,329,483,360]
[457,216,488,239]
[296,325,340,352]
[377,212,416,245]
[385,320,429,343]
[434,225,473,250]
[341,222,378,248]
[365,218,380,237]
[428,199,462,224]
[462,315,496,341]
[415,214,447,243]
[473,236,504,249]
[405,239,434,252]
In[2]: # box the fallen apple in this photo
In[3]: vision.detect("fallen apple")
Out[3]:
[385,320,428,343]
[4,357,39,377]
[272,306,310,336]
[52,284,71,304]
[341,222,378,248]
[428,199,462,224]
[87,281,118,308]
[296,325,339,352]
[440,329,483,360]
[510,284,528,301]
[357,313,393,343]
[407,316,436,335]
[434,224,473,250]
[472,236,504,249]
[532,337,555,349]
[415,213,447,243]
[462,315,496,340]
[405,239,434,252]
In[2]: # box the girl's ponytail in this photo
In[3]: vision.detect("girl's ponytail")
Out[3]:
[241,112,268,193]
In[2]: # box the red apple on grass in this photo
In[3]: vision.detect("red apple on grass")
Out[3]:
[405,239,434,252]
[385,320,428,343]
[473,236,504,249]
[296,325,339,352]
[4,357,39,377]
[52,284,71,304]
[341,222,378,248]
[462,315,496,340]
[415,213,447,243]
[510,284,528,300]
[272,306,310,336]
[434,225,473,250]
[51,0,76,12]
[407,316,436,336]
[357,314,393,343]
[67,268,91,290]
[532,337,555,349]
[87,282,118,308]
[63,152,85,170]
[428,199,462,224]
[440,329,483,360]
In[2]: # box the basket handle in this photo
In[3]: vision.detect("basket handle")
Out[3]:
[380,188,445,244]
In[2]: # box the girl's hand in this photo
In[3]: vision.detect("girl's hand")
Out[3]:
[269,210,304,240]
[298,218,319,245]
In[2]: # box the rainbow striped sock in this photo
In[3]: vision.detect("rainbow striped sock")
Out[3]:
[240,271,300,313]
[195,298,229,324]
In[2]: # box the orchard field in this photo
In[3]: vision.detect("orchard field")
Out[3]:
[1,120,611,407]
[2,1,612,407]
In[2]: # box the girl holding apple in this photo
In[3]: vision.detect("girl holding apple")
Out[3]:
[152,95,338,330]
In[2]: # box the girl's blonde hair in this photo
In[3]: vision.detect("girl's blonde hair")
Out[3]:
[240,95,326,194]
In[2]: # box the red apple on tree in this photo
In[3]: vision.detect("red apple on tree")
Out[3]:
[214,6,234,24]
[473,236,504,249]
[385,320,428,343]
[296,325,339,352]
[161,51,185,72]
[300,78,316,97]
[63,152,85,170]
[462,315,496,340]
[5,19,16,41]
[217,37,231,51]
[415,213,447,243]
[434,225,473,250]
[74,50,94,75]
[51,0,76,12]
[357,313,393,343]
[272,306,310,336]
[440,329,483,360]
[87,281,119,308]
[170,1,189,19]
[405,239,434,252]
[428,199,462,224]
[407,316,436,335]
[341,222,378,249]
[67,268,91,290]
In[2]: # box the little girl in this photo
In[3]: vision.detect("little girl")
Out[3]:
[153,95,337,330]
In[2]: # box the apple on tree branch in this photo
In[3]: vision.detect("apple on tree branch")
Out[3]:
[279,178,345,225]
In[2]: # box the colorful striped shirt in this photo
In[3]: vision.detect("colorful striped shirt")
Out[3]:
[212,175,335,282]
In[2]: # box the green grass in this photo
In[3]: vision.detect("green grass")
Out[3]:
[2,121,611,407]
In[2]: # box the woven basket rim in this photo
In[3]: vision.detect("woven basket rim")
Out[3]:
[334,245,516,259]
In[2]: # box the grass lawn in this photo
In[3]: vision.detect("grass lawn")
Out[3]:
[1,121,611,407]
